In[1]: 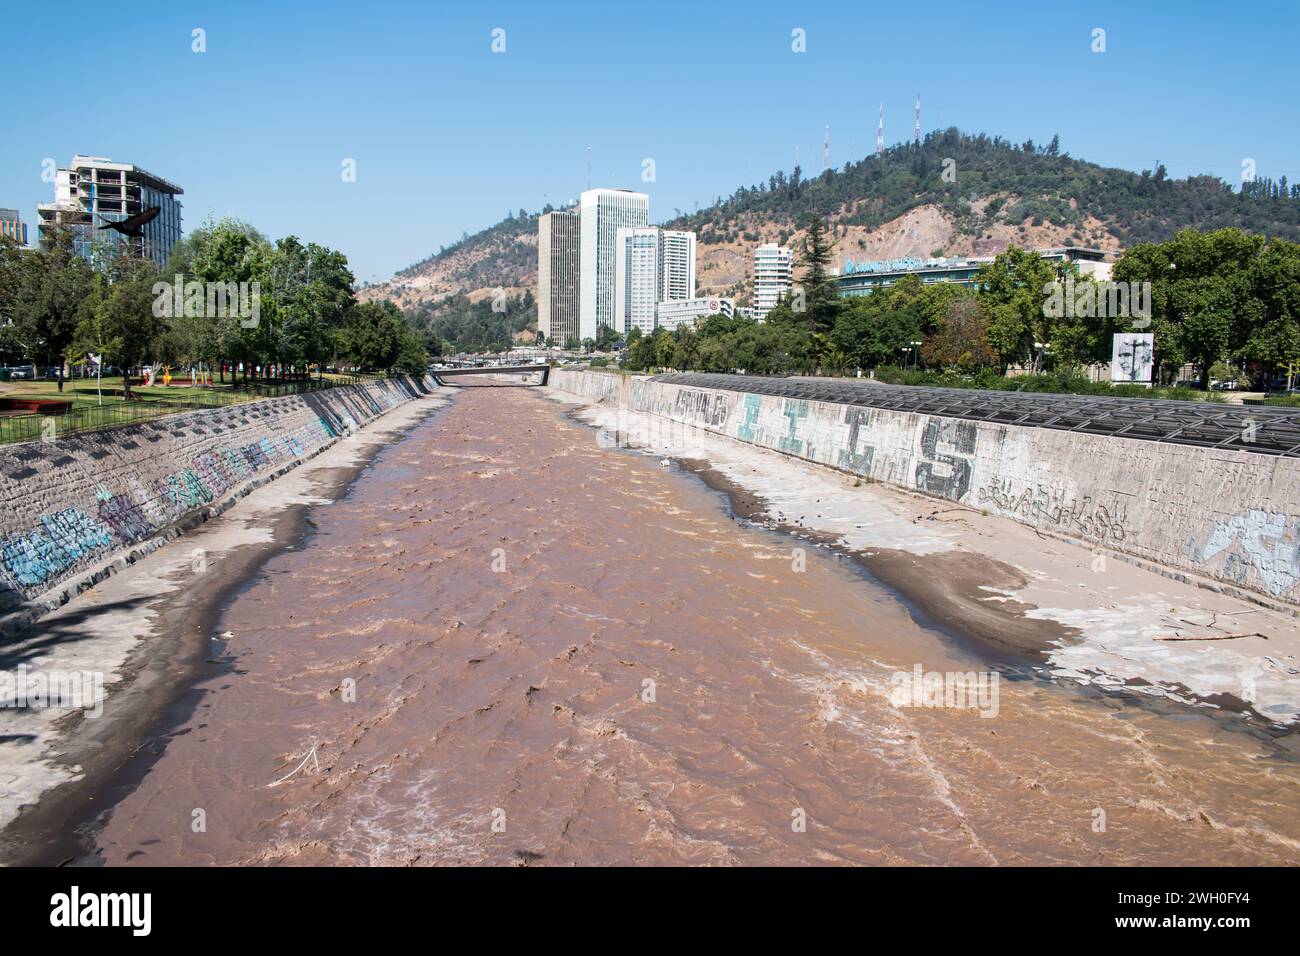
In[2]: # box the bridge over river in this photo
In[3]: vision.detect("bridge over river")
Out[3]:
[431,364,550,387]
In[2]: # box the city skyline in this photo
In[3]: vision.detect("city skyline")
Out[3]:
[3,0,1299,284]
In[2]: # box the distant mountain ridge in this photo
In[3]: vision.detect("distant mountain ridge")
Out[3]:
[361,127,1300,311]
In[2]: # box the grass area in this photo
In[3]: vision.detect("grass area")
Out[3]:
[0,372,389,444]
[0,379,246,407]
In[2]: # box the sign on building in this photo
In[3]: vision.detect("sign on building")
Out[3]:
[1111,332,1154,384]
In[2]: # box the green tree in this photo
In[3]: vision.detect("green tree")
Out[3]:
[83,254,162,399]
[975,246,1060,368]
[341,300,406,371]
[1113,227,1300,385]
[166,217,271,382]
[921,299,997,370]
[796,215,840,335]
[1179,310,1232,387]
[260,237,355,379]
[10,226,95,391]
[68,274,118,404]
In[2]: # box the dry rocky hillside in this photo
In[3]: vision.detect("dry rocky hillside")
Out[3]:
[360,129,1299,311]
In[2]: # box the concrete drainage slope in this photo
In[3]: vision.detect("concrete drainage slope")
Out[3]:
[551,368,1300,612]
[0,375,436,637]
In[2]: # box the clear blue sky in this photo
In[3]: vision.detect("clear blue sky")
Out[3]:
[4,0,1297,284]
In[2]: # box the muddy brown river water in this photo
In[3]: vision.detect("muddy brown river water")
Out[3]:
[92,387,1299,865]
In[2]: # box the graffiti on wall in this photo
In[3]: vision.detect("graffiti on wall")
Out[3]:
[914,419,977,501]
[779,400,809,455]
[1,508,114,589]
[671,389,730,428]
[96,489,153,543]
[976,475,1132,543]
[1196,509,1300,597]
[736,393,761,443]
[0,413,348,596]
[837,407,875,475]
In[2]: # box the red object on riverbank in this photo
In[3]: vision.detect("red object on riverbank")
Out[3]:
[0,398,73,415]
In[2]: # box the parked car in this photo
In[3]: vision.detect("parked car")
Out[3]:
[4,365,34,380]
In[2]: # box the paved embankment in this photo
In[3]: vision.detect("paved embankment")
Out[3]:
[552,370,1300,611]
[0,376,436,637]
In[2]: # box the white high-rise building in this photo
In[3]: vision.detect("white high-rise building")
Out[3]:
[658,230,696,302]
[753,243,794,318]
[614,227,700,336]
[580,188,649,340]
[614,227,661,337]
[37,155,183,266]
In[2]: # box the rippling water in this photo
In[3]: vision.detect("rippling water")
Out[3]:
[96,388,1300,865]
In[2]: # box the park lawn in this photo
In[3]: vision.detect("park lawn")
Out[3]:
[0,381,250,444]
[0,378,248,406]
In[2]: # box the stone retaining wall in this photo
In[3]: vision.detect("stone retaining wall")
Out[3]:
[552,369,1300,609]
[0,376,434,634]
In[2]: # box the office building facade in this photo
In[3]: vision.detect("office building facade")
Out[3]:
[538,210,581,345]
[579,188,648,340]
[835,247,1113,297]
[37,155,183,266]
[658,229,696,302]
[0,209,27,245]
[753,243,793,317]
[614,227,661,337]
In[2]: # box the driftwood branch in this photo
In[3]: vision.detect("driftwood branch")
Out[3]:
[1153,631,1265,642]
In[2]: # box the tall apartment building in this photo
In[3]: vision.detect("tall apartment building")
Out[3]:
[538,209,581,346]
[614,227,661,337]
[37,155,183,266]
[753,243,794,318]
[0,209,27,245]
[658,229,696,302]
[579,188,648,340]
[613,226,699,335]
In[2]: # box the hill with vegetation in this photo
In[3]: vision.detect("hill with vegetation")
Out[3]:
[365,128,1300,352]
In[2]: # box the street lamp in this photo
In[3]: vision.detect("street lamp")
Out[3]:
[1033,340,1052,374]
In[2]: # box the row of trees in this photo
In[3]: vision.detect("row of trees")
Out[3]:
[622,217,1300,387]
[0,219,436,398]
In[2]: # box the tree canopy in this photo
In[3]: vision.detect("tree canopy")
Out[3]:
[0,216,432,396]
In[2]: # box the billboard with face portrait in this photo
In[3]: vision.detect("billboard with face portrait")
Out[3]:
[1111,333,1154,384]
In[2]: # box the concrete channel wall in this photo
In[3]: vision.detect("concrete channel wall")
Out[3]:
[552,369,1300,609]
[0,376,435,634]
